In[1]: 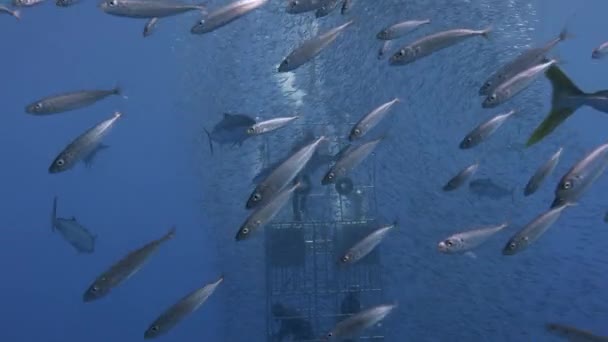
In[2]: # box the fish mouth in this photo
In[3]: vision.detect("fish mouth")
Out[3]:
[550,197,564,209]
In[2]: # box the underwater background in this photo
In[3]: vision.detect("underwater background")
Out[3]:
[1,0,607,341]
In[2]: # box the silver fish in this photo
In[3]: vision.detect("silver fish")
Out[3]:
[315,0,339,18]
[143,17,159,37]
[326,303,396,340]
[83,226,176,302]
[0,5,20,19]
[51,196,96,254]
[592,41,608,60]
[551,142,608,208]
[236,182,300,240]
[246,136,325,209]
[285,0,330,14]
[49,111,122,174]
[546,323,608,342]
[25,87,121,115]
[144,275,223,339]
[246,116,299,136]
[278,20,353,72]
[376,19,431,40]
[502,203,574,255]
[389,26,491,66]
[12,0,44,7]
[340,222,396,264]
[99,0,206,19]
[56,0,79,6]
[437,223,508,254]
[480,28,569,96]
[349,98,400,141]
[459,109,516,149]
[322,137,382,185]
[377,40,391,60]
[443,162,479,191]
[340,0,351,14]
[191,0,268,34]
[483,59,558,108]
[524,147,563,196]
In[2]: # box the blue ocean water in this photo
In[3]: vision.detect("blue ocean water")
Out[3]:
[1,0,608,341]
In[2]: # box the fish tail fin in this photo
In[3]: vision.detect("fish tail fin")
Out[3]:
[526,65,586,147]
[13,10,21,20]
[203,128,214,155]
[195,2,208,14]
[480,25,492,39]
[163,226,177,241]
[51,196,57,232]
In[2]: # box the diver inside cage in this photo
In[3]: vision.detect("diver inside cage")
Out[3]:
[271,303,315,341]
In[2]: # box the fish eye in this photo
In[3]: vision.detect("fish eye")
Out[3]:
[341,254,350,262]
[56,159,65,166]
[91,285,99,292]
[508,242,516,250]
[151,325,159,332]
[327,332,333,337]
[247,127,255,134]
[484,81,491,87]
[252,193,261,201]
[445,240,453,247]
[397,49,405,56]
[353,128,360,136]
[562,180,572,190]
[34,103,43,110]
[242,227,249,235]
[108,0,117,6]
[327,172,334,180]
[489,94,497,101]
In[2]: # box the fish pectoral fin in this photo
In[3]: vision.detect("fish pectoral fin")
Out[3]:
[526,107,575,147]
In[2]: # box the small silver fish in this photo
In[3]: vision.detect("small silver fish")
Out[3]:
[459,109,516,149]
[56,0,79,6]
[592,41,608,60]
[191,0,268,34]
[349,98,400,141]
[376,19,431,40]
[285,0,329,14]
[278,20,353,72]
[12,0,44,7]
[437,223,508,254]
[0,5,20,18]
[340,222,396,264]
[83,226,176,302]
[377,40,391,60]
[236,182,300,240]
[143,17,159,37]
[144,275,223,339]
[502,203,574,255]
[546,322,608,342]
[551,142,608,208]
[524,147,563,196]
[26,87,121,115]
[49,111,122,174]
[247,136,325,209]
[483,59,558,108]
[51,196,96,254]
[443,162,479,191]
[340,0,351,14]
[315,0,339,18]
[99,0,207,18]
[389,26,491,66]
[326,303,396,340]
[322,137,382,185]
[479,27,569,96]
[246,116,299,136]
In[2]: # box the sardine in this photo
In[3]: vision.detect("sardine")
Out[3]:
[0,5,20,19]
[326,303,396,340]
[144,275,223,339]
[99,0,206,19]
[483,59,558,108]
[191,0,268,34]
[322,137,382,185]
[443,162,479,191]
[551,142,608,208]
[376,19,430,40]
[83,226,176,302]
[285,0,329,14]
[524,147,563,196]
[592,41,608,59]
[546,322,608,342]
[143,17,159,37]
[502,203,574,255]
[236,182,300,240]
[459,109,516,149]
[349,98,400,141]
[437,223,508,254]
[51,196,96,254]
[12,0,44,7]
[340,222,396,264]
[246,136,325,209]
[479,27,569,96]
[246,116,299,136]
[278,20,353,72]
[389,26,491,66]
[25,87,121,115]
[49,111,122,174]
[315,0,339,18]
